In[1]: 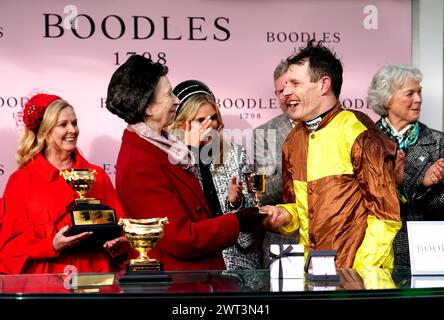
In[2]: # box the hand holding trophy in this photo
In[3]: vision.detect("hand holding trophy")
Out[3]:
[118,217,171,283]
[60,168,122,246]
[244,171,266,208]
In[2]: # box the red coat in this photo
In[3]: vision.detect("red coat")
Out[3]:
[0,150,123,274]
[116,129,239,271]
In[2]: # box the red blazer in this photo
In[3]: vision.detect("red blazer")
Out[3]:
[116,129,240,271]
[0,150,123,274]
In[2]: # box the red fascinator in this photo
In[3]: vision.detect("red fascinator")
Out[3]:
[22,93,61,132]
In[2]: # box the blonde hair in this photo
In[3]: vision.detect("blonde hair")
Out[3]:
[16,99,72,168]
[168,93,226,164]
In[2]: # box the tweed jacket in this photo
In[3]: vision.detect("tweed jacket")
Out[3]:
[192,142,261,270]
[253,113,293,205]
[393,122,444,267]
[253,114,297,268]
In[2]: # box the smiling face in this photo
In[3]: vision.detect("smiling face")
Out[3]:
[146,76,180,133]
[46,105,79,156]
[386,78,422,131]
[274,72,288,114]
[283,61,323,121]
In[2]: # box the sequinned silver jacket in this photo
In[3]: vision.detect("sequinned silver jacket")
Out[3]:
[192,142,261,270]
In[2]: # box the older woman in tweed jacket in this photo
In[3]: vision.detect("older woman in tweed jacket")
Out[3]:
[368,64,444,267]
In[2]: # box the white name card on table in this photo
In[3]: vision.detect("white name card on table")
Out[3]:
[269,244,304,279]
[311,256,334,275]
[304,250,339,282]
[407,221,444,275]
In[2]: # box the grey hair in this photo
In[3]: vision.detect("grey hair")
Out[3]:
[367,64,423,116]
[273,60,289,81]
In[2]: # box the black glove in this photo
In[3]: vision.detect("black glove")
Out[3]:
[234,207,266,233]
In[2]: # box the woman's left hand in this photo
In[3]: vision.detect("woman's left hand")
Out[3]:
[103,236,129,258]
[227,176,243,207]
[423,158,444,187]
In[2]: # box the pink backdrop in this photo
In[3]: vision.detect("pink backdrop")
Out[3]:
[0,0,412,194]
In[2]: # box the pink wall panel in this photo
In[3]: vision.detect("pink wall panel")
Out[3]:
[0,0,411,193]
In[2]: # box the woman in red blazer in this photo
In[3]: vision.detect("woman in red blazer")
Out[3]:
[0,93,128,274]
[106,55,263,271]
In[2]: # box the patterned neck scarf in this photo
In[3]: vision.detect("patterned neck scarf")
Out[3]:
[377,117,420,152]
[129,122,195,169]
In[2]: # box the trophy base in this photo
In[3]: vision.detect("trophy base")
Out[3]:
[128,258,162,272]
[119,271,171,284]
[64,224,123,248]
[74,198,102,205]
[119,260,171,284]
[63,200,122,249]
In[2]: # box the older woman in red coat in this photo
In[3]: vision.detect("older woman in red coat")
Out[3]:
[0,94,128,274]
[106,55,263,271]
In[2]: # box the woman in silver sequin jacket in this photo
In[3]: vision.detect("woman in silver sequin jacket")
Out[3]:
[168,80,262,270]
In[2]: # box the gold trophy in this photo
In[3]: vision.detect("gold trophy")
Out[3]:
[61,168,99,202]
[60,168,122,245]
[244,172,266,207]
[118,217,171,283]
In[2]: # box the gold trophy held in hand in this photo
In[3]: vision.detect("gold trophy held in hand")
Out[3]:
[118,217,171,283]
[60,168,122,246]
[244,171,266,208]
